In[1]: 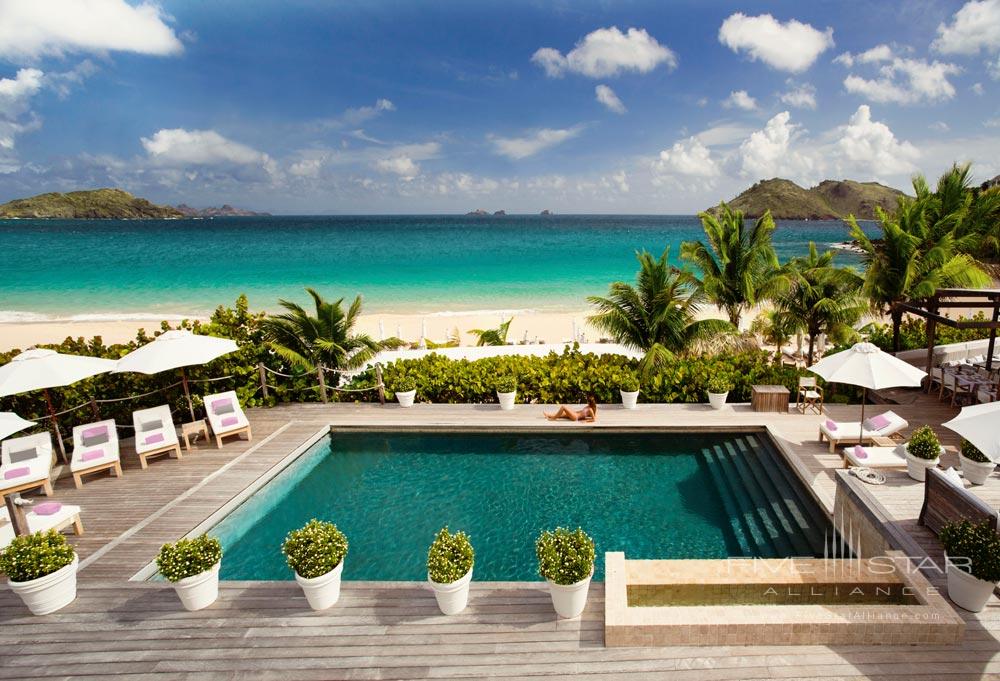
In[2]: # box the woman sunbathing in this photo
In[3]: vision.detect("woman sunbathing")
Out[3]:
[544,396,597,422]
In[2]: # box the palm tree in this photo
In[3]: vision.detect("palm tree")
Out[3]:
[847,172,991,352]
[261,288,386,400]
[681,203,786,328]
[587,248,734,377]
[771,243,866,364]
[468,317,513,346]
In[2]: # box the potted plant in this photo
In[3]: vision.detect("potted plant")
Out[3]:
[0,529,77,615]
[705,376,731,410]
[427,527,475,615]
[536,527,595,618]
[959,439,995,486]
[620,373,640,410]
[904,425,942,482]
[282,519,349,610]
[156,534,223,611]
[939,519,1000,612]
[496,376,517,410]
[394,376,417,408]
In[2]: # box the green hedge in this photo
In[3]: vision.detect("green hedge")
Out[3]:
[864,314,991,353]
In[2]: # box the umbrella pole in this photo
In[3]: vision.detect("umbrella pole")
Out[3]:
[181,368,195,423]
[44,388,67,463]
[859,387,867,445]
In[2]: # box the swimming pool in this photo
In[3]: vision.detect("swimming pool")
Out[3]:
[213,430,837,581]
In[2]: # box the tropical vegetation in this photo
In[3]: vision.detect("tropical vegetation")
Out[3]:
[536,527,595,586]
[906,426,941,461]
[427,527,475,584]
[0,530,76,582]
[156,535,222,582]
[282,519,349,579]
[940,520,1000,584]
[961,440,991,465]
[468,317,513,346]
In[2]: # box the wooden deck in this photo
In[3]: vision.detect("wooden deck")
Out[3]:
[4,398,1000,680]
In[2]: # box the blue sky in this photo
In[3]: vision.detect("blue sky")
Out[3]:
[0,0,998,212]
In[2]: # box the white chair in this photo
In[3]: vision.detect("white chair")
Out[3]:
[70,419,122,488]
[0,502,83,550]
[842,442,945,469]
[203,391,252,448]
[795,377,823,414]
[818,411,908,453]
[0,433,54,497]
[131,405,182,469]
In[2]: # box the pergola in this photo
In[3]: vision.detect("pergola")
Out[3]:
[898,288,1000,373]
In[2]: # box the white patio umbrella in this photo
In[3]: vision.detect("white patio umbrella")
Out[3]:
[0,412,35,441]
[115,330,237,422]
[0,349,117,460]
[943,402,1000,462]
[809,342,927,443]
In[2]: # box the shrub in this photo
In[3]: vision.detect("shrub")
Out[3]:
[906,425,941,461]
[961,439,992,464]
[496,375,517,393]
[620,373,639,392]
[940,520,1000,583]
[395,376,416,393]
[0,529,75,583]
[282,519,349,579]
[536,527,595,585]
[705,375,732,394]
[156,535,222,583]
[427,527,474,584]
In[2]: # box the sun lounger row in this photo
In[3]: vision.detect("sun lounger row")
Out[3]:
[0,502,83,550]
[817,410,908,453]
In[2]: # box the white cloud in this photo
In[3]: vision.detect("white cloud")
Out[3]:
[310,99,396,131]
[595,84,626,113]
[779,82,817,109]
[652,137,720,178]
[843,58,961,104]
[834,105,919,175]
[932,0,1000,55]
[930,121,950,132]
[694,124,754,146]
[375,155,420,180]
[985,117,1000,128]
[288,158,323,178]
[0,0,183,61]
[738,111,816,181]
[45,60,99,98]
[0,67,43,161]
[609,170,629,193]
[490,126,583,160]
[718,13,833,72]
[972,82,985,94]
[722,89,757,111]
[531,26,676,78]
[141,129,269,166]
[833,44,894,68]
[990,55,1000,79]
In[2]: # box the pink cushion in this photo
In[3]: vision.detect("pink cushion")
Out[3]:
[825,419,838,431]
[853,445,868,460]
[4,466,29,480]
[869,414,891,430]
[81,450,105,462]
[82,425,107,439]
[144,433,165,445]
[220,416,239,427]
[33,502,61,516]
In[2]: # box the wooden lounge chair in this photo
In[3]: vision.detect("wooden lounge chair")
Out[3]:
[0,502,83,549]
[919,467,999,537]
[842,442,946,469]
[131,405,182,469]
[818,411,908,453]
[0,433,54,497]
[70,419,122,488]
[203,391,252,448]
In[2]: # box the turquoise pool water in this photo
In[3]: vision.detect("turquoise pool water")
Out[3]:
[214,430,833,581]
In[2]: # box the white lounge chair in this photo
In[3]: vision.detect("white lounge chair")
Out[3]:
[70,419,122,488]
[203,391,252,448]
[0,432,54,497]
[0,502,83,550]
[131,405,182,469]
[818,410,908,453]
[841,442,945,469]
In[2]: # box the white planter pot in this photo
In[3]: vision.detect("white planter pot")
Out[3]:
[707,391,729,410]
[497,390,516,410]
[428,567,473,615]
[295,559,344,610]
[960,453,996,486]
[904,450,940,482]
[171,561,220,611]
[545,570,593,619]
[945,554,997,613]
[8,555,78,615]
[620,390,639,410]
[395,389,416,408]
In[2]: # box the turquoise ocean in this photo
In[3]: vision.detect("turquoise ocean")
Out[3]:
[0,215,872,321]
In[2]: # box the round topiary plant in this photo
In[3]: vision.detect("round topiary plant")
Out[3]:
[906,425,941,461]
[536,527,595,586]
[706,376,732,394]
[427,527,474,584]
[962,439,992,464]
[156,535,222,583]
[496,376,517,393]
[0,529,75,583]
[940,520,1000,583]
[620,373,639,393]
[282,519,349,579]
[395,376,416,393]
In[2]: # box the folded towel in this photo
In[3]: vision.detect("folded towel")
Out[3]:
[144,433,165,445]
[220,416,239,427]
[81,450,105,462]
[825,419,838,431]
[868,414,890,430]
[33,502,62,516]
[3,466,29,480]
[853,445,868,460]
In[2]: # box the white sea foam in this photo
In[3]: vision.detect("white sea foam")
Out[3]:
[0,310,200,323]
[426,308,539,317]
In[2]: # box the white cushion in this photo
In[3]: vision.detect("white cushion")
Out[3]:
[942,467,964,488]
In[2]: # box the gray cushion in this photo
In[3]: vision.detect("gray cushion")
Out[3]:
[9,447,36,463]
[140,419,163,432]
[81,432,110,447]
[212,401,235,415]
